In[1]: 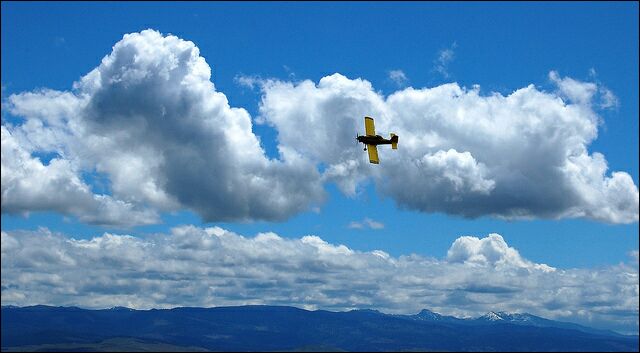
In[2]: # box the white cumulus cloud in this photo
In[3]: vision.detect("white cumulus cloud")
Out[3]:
[257,72,638,224]
[1,126,158,226]
[556,69,619,110]
[3,29,324,226]
[447,233,555,272]
[549,70,598,105]
[2,29,637,225]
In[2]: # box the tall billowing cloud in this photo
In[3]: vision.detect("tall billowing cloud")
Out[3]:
[1,227,637,334]
[3,30,324,225]
[258,73,638,223]
[2,29,638,225]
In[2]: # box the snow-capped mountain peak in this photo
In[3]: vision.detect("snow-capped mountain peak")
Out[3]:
[496,312,535,322]
[481,311,505,321]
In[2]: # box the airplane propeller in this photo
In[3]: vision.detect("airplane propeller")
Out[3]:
[356,133,366,151]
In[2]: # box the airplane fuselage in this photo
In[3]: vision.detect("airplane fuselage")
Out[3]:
[357,135,394,146]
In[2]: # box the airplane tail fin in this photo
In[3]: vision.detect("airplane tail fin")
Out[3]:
[390,133,398,149]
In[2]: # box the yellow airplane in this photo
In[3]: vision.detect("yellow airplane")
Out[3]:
[356,116,398,164]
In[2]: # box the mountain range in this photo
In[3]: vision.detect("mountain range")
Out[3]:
[2,305,637,351]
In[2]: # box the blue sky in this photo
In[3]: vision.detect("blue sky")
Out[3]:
[1,2,638,333]
[3,1,637,266]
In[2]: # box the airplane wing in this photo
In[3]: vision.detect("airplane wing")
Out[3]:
[367,144,379,164]
[364,116,376,136]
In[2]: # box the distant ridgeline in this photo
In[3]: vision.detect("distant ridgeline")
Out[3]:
[2,305,637,352]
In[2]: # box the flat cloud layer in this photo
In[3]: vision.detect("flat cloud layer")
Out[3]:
[1,228,638,334]
[2,29,638,225]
